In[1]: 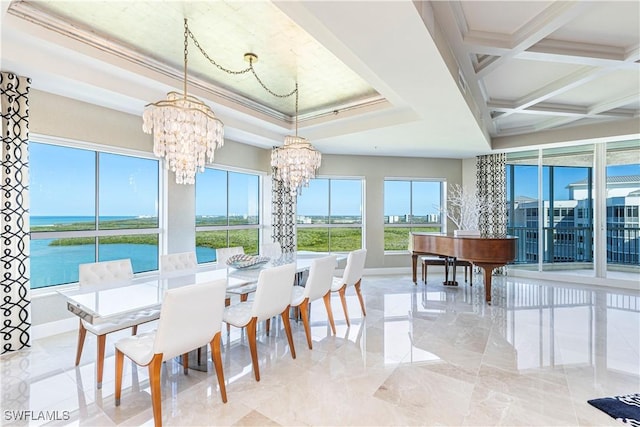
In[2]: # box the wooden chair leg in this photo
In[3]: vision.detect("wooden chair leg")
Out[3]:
[355,279,366,317]
[299,299,312,350]
[225,297,231,334]
[240,293,248,302]
[132,325,138,335]
[281,307,296,359]
[182,352,189,375]
[148,354,164,427]
[247,318,260,381]
[338,285,350,327]
[75,320,87,366]
[265,318,271,336]
[323,292,336,335]
[96,334,106,389]
[115,349,124,406]
[210,332,227,403]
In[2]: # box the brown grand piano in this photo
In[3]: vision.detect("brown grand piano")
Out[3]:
[410,232,517,303]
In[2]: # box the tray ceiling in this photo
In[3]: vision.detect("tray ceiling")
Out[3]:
[2,1,638,158]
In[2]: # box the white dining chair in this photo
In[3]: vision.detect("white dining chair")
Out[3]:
[290,255,337,349]
[215,246,244,265]
[160,250,227,356]
[217,246,256,302]
[223,263,297,381]
[115,279,228,427]
[330,249,367,327]
[260,241,282,258]
[159,251,197,273]
[76,259,160,389]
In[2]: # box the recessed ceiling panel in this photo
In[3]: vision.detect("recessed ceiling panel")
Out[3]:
[461,1,553,35]
[549,1,640,47]
[547,69,640,107]
[24,0,379,117]
[483,58,586,101]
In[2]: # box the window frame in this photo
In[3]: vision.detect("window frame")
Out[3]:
[29,134,163,291]
[295,176,365,253]
[195,165,263,263]
[383,178,446,252]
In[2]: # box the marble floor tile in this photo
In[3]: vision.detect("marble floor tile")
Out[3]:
[1,273,638,426]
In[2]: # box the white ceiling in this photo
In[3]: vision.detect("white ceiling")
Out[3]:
[2,1,639,159]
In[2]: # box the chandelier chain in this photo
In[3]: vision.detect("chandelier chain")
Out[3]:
[183,19,189,97]
[247,58,298,99]
[187,26,252,76]
[185,20,298,101]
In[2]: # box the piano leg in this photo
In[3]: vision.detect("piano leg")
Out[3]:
[411,254,418,285]
[476,263,503,303]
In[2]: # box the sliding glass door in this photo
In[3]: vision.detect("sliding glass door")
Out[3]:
[541,145,594,274]
[506,140,639,282]
[606,140,640,278]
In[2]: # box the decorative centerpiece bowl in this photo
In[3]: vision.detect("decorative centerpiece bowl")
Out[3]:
[226,254,270,269]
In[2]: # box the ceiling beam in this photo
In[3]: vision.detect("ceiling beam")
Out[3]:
[471,1,594,78]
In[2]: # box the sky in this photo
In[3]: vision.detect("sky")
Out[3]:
[510,164,640,200]
[30,142,158,217]
[195,168,259,217]
[296,178,363,216]
[30,141,639,217]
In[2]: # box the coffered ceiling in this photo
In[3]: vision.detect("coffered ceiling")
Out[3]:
[2,1,639,158]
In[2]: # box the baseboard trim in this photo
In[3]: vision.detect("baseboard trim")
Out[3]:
[32,317,77,340]
[509,269,640,292]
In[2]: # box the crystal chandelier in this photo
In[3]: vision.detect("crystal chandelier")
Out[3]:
[272,135,321,197]
[270,83,321,196]
[142,19,224,185]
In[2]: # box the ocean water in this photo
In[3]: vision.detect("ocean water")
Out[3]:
[29,216,216,289]
[30,215,137,226]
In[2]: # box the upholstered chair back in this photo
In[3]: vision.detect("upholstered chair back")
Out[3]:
[215,246,244,265]
[260,242,282,258]
[153,280,227,361]
[251,263,296,321]
[340,249,367,287]
[304,255,337,301]
[79,259,133,286]
[160,251,197,273]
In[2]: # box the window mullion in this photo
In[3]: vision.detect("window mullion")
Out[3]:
[95,151,100,262]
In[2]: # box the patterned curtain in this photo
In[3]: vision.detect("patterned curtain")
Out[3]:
[271,166,296,253]
[1,72,31,353]
[476,153,507,275]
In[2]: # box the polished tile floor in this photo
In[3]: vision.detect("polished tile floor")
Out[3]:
[2,273,639,426]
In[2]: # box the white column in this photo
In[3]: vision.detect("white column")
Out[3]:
[594,143,607,278]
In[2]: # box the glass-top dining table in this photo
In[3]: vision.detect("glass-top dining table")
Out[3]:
[59,251,342,327]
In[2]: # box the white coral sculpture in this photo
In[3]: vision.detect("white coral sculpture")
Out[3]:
[443,184,489,231]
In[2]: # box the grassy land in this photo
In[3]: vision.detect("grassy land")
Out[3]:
[32,218,159,246]
[35,217,438,252]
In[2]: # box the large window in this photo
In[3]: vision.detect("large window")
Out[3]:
[296,178,363,252]
[30,141,160,289]
[195,168,260,263]
[383,179,443,251]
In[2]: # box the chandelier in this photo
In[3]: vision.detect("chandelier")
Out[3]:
[271,84,321,196]
[142,19,224,185]
[142,19,321,190]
